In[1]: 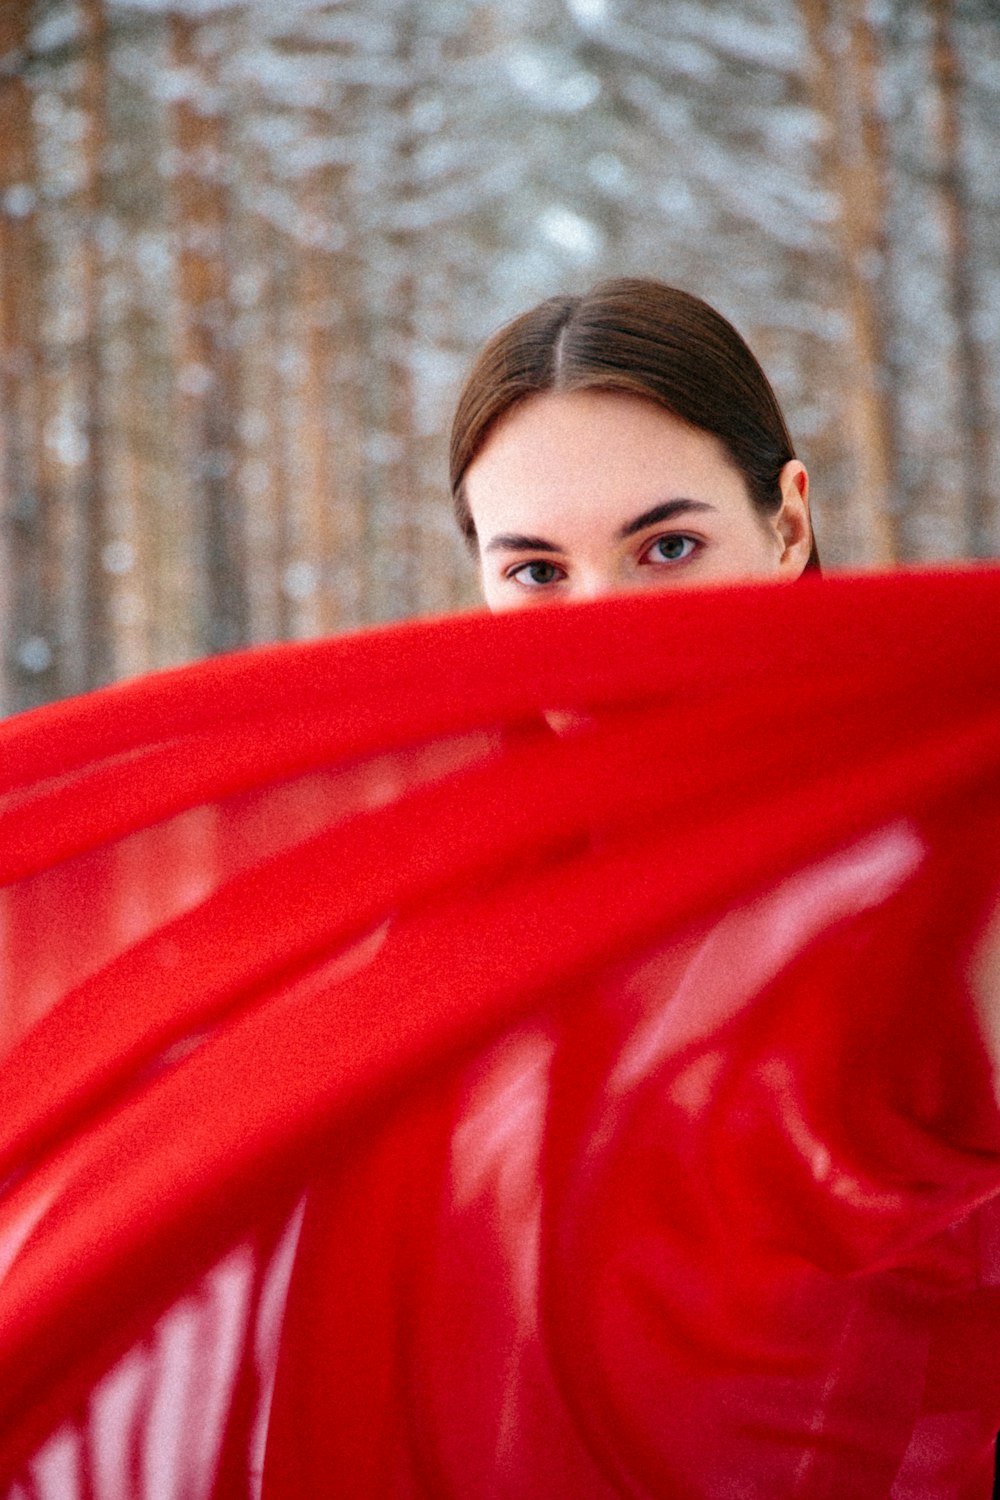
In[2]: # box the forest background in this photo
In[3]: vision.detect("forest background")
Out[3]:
[0,0,997,715]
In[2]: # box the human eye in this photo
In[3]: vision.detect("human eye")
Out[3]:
[640,533,699,567]
[506,559,567,588]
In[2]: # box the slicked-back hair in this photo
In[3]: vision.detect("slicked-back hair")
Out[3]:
[450,277,820,571]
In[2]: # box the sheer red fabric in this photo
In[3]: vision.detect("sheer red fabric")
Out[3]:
[1,569,999,1498]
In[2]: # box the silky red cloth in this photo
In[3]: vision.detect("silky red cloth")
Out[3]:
[1,569,999,1498]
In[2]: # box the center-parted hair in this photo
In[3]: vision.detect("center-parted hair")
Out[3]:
[450,277,820,571]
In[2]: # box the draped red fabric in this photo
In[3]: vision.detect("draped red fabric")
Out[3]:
[1,568,999,1499]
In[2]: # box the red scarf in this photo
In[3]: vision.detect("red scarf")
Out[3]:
[1,569,999,1497]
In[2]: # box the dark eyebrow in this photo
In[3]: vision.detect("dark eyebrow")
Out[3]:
[618,499,716,540]
[483,533,560,554]
[484,500,717,554]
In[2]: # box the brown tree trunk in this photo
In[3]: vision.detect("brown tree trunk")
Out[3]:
[169,13,248,656]
[326,282,368,632]
[75,0,113,690]
[801,0,900,565]
[280,135,347,643]
[0,3,51,712]
[235,212,284,646]
[929,0,995,559]
[382,258,421,620]
[100,11,184,682]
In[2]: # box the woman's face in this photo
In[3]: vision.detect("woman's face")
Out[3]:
[464,390,812,611]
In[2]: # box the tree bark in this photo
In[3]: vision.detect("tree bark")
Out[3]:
[282,118,349,642]
[169,13,249,657]
[929,0,995,559]
[73,0,113,691]
[0,3,51,712]
[801,0,900,565]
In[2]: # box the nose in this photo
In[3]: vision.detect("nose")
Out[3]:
[568,570,620,602]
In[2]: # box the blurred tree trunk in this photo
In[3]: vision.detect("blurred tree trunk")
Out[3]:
[283,197,336,640]
[929,0,994,558]
[280,108,358,642]
[382,255,421,618]
[170,13,248,656]
[103,14,172,686]
[801,0,900,565]
[235,207,285,647]
[0,3,50,713]
[326,269,368,631]
[75,0,112,690]
[360,5,422,624]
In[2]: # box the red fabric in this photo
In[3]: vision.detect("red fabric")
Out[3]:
[0,568,999,1498]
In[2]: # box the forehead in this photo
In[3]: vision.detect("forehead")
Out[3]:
[464,389,746,536]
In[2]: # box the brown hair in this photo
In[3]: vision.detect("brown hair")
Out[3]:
[450,276,820,571]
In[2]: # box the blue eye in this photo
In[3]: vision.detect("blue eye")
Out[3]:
[643,534,697,565]
[508,560,565,587]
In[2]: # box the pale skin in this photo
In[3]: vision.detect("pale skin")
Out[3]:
[464,389,813,612]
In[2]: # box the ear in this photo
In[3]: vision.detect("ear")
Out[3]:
[773,461,812,579]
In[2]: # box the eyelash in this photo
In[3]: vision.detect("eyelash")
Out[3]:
[506,559,566,587]
[640,533,700,565]
[504,533,702,588]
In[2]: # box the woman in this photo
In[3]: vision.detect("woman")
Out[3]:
[450,277,820,607]
[0,284,998,1500]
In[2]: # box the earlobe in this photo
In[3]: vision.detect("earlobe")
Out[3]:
[775,461,812,579]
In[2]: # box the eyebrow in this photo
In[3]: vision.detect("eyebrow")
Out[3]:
[617,499,716,539]
[483,532,560,554]
[483,499,717,555]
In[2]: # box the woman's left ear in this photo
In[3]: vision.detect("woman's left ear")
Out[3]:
[774,461,812,579]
